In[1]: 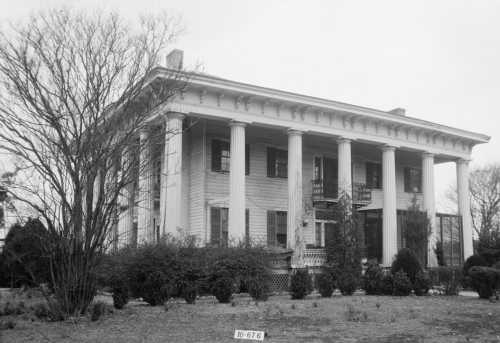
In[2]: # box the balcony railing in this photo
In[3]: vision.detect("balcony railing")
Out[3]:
[312,179,372,203]
[303,248,327,267]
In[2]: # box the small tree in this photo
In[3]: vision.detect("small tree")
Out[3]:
[402,195,432,266]
[0,8,185,317]
[325,192,363,287]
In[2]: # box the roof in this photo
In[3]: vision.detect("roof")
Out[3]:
[150,67,490,146]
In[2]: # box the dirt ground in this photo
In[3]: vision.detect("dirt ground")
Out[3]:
[1,291,500,343]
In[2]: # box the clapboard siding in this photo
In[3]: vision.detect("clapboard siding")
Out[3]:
[185,126,425,246]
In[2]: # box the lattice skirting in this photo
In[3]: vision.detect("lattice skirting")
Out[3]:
[269,268,324,293]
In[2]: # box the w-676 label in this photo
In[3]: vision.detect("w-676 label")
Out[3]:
[234,330,265,341]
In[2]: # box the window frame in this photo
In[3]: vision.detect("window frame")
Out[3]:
[404,167,422,193]
[267,210,287,248]
[267,147,288,178]
[365,162,382,189]
[211,139,250,175]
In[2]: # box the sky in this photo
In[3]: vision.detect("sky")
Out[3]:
[0,0,498,212]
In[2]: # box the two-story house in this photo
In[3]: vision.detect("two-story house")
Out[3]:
[114,50,489,275]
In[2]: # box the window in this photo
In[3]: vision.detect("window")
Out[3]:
[210,207,249,247]
[404,167,422,193]
[267,211,287,248]
[267,147,287,178]
[210,207,228,247]
[366,162,382,189]
[313,157,322,181]
[211,140,250,174]
[315,222,322,247]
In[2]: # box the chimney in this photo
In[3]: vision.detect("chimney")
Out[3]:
[166,49,183,70]
[389,107,406,116]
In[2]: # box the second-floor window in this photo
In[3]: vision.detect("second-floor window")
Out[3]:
[211,139,250,174]
[366,162,382,189]
[267,147,287,178]
[404,167,422,193]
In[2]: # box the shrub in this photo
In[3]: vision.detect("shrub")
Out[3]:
[380,274,394,295]
[112,281,129,310]
[363,261,384,295]
[463,254,488,274]
[463,254,489,290]
[413,271,431,296]
[180,282,197,304]
[248,276,270,301]
[290,269,312,300]
[393,271,412,296]
[316,273,334,297]
[33,303,50,320]
[142,271,173,306]
[1,219,51,287]
[428,267,462,295]
[337,269,358,296]
[391,248,422,284]
[468,266,500,299]
[212,277,235,303]
[124,243,178,305]
[90,301,106,321]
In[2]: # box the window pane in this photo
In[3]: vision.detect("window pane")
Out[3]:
[315,222,322,247]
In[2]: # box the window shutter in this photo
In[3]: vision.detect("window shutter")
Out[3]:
[245,209,250,245]
[267,147,275,177]
[210,207,221,246]
[404,167,411,192]
[267,211,276,246]
[212,140,221,172]
[366,163,373,188]
[245,144,250,175]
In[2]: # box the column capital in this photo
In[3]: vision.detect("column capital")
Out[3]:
[381,144,397,152]
[422,151,434,159]
[336,137,352,144]
[165,112,186,121]
[287,128,304,136]
[456,157,472,165]
[228,120,247,128]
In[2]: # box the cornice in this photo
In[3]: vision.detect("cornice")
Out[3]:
[150,68,490,146]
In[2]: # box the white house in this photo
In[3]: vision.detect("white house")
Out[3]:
[113,50,489,271]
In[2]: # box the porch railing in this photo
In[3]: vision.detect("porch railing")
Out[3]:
[312,179,372,203]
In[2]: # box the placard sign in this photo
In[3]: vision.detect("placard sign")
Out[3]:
[234,330,265,341]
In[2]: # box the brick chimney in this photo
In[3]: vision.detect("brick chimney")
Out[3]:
[389,107,406,116]
[166,49,183,70]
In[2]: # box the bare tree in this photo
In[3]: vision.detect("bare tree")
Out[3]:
[446,164,500,257]
[0,8,185,317]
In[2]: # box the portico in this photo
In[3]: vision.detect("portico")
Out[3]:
[113,51,489,268]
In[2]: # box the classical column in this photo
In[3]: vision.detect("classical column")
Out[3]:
[337,138,352,199]
[382,145,398,266]
[457,159,473,260]
[117,146,134,247]
[161,112,184,237]
[228,121,247,244]
[422,152,437,267]
[287,130,303,266]
[137,129,153,244]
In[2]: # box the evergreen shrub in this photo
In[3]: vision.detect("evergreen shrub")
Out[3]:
[363,261,384,295]
[391,248,422,284]
[392,271,412,296]
[290,269,312,300]
[316,273,334,297]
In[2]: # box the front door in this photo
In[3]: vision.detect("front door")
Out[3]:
[323,158,338,198]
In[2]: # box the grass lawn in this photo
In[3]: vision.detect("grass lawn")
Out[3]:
[1,291,500,343]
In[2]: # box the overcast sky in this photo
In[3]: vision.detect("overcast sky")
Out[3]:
[1,0,498,212]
